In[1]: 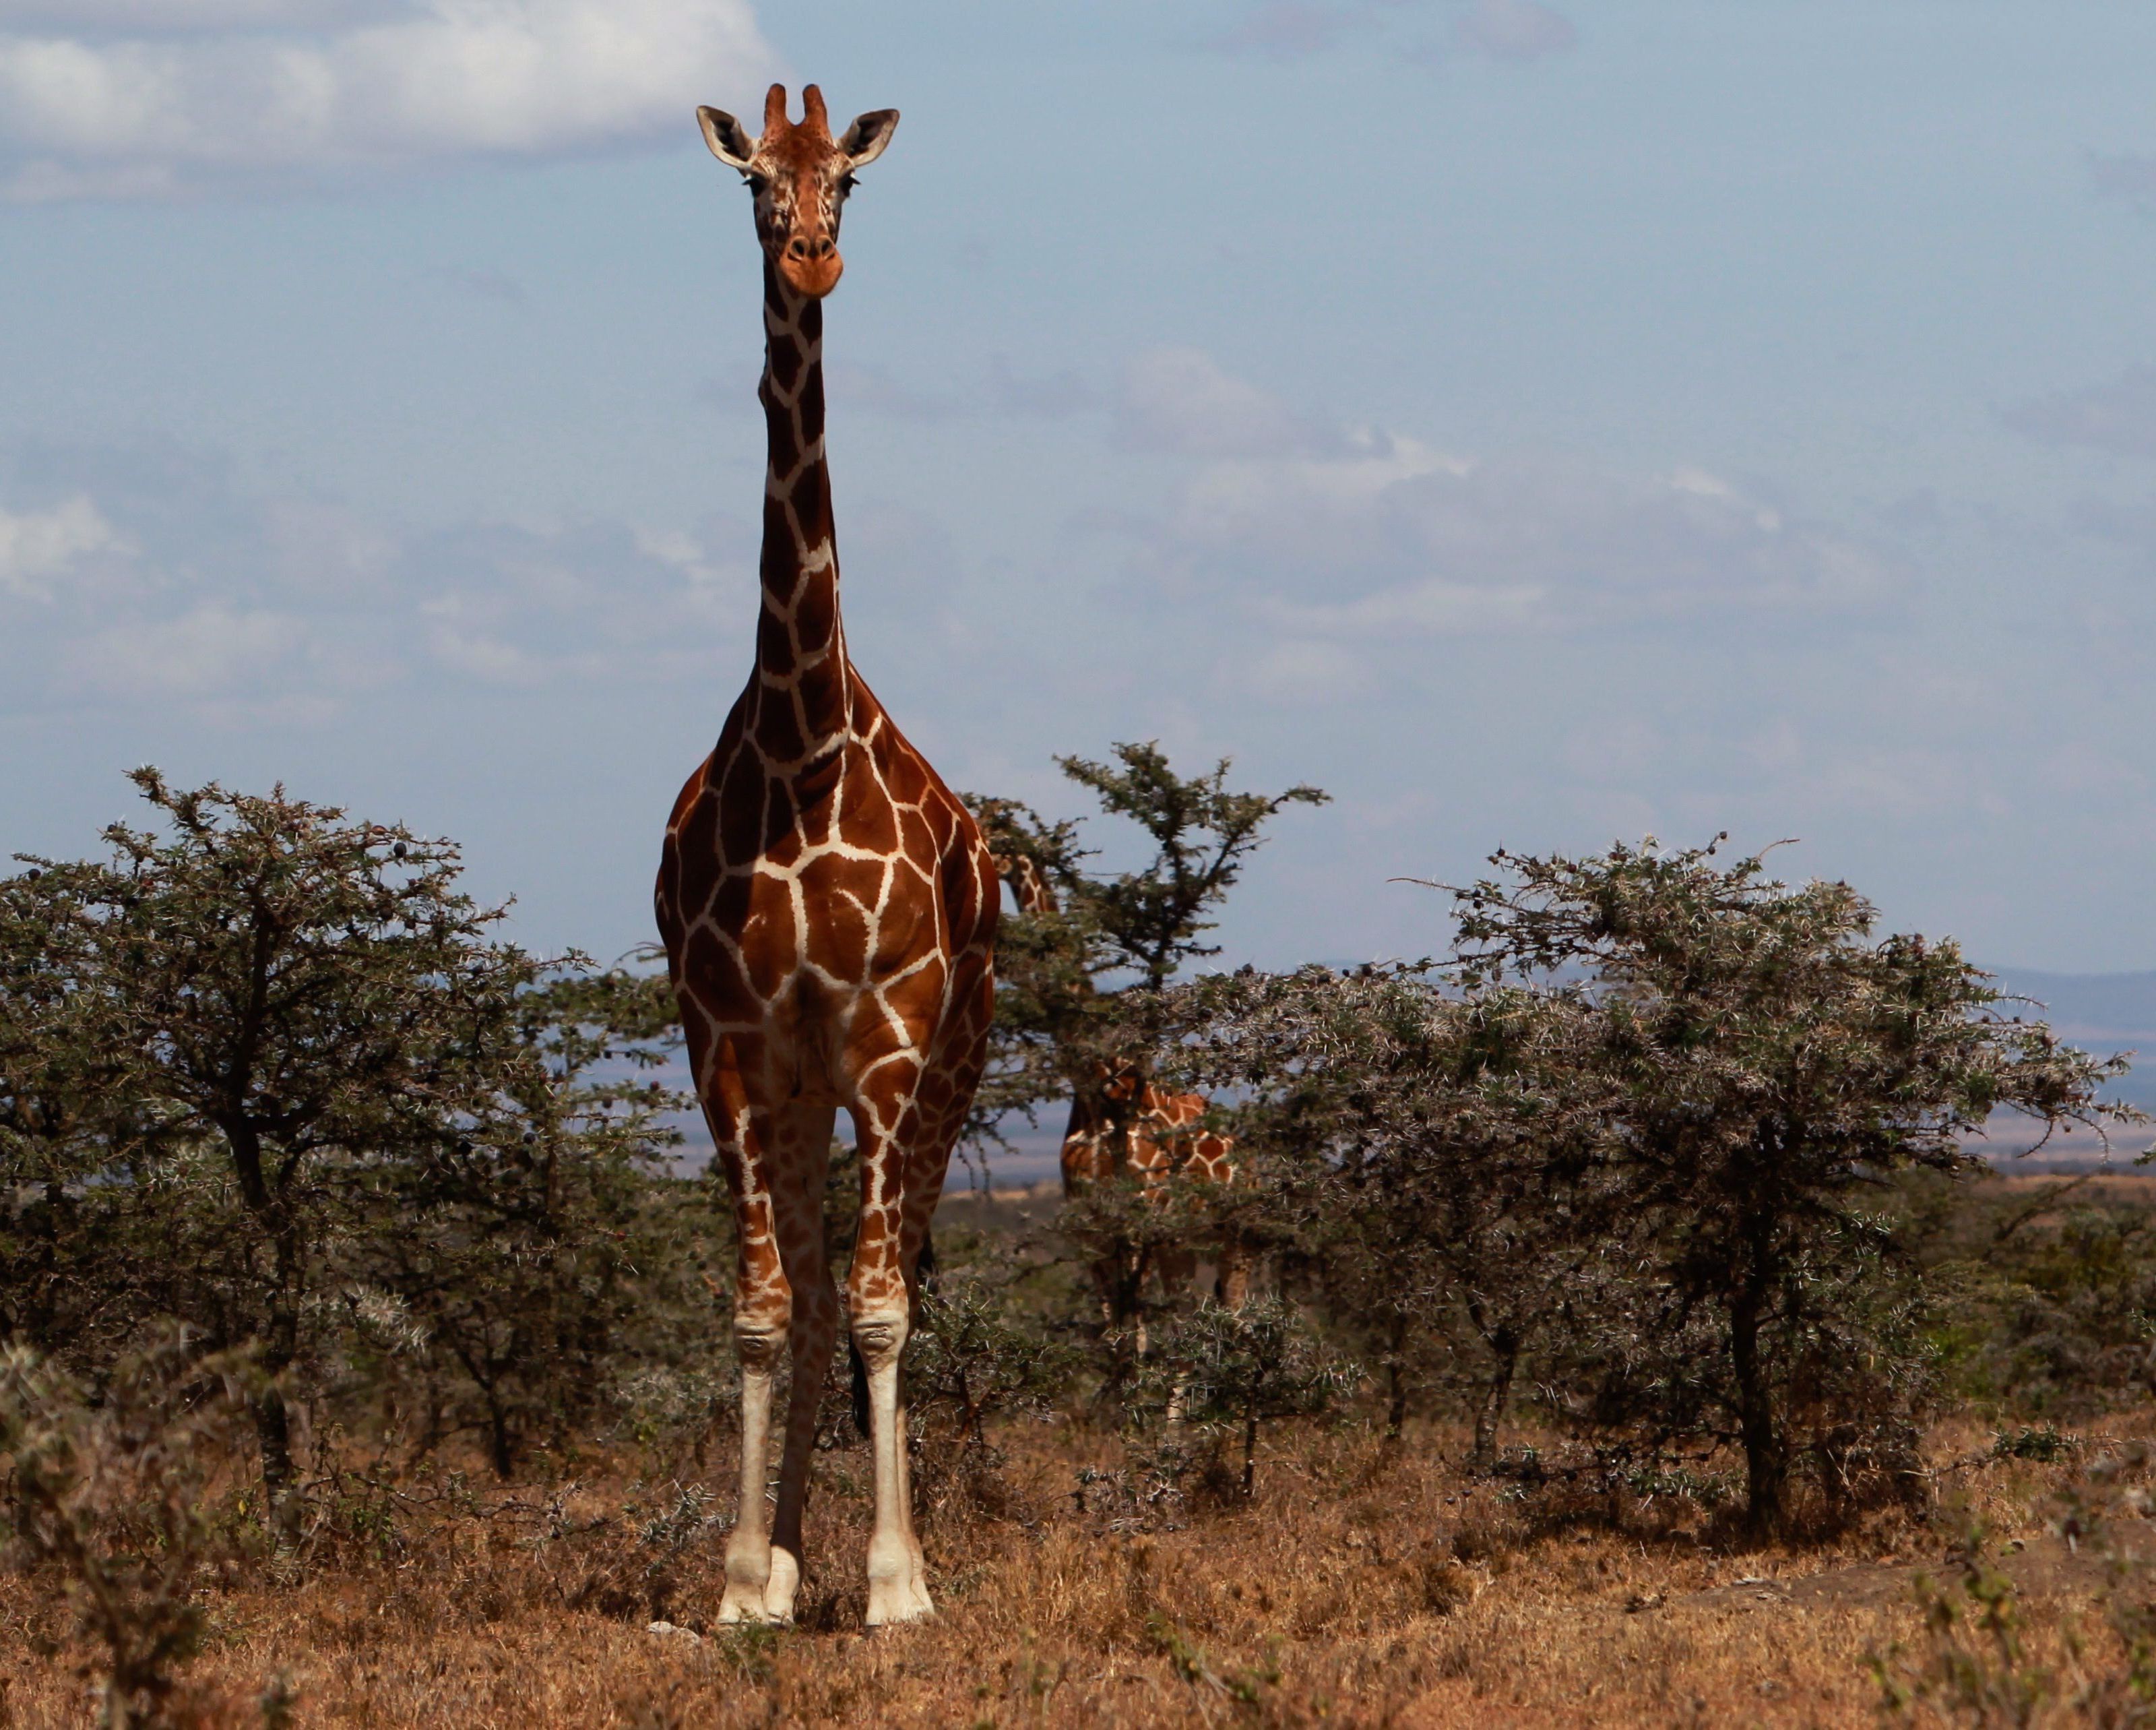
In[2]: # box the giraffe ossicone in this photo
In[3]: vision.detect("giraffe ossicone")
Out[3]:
[655,84,997,1630]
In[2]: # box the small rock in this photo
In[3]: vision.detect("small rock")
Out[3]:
[647,1621,703,1642]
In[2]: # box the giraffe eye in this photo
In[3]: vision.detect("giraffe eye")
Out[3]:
[837,173,858,195]
[743,171,769,195]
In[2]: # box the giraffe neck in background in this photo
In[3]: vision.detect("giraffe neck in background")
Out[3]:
[752,260,852,763]
[1005,857,1059,918]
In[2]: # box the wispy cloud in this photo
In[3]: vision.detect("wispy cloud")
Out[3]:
[1205,0,1577,67]
[1114,346,1329,458]
[0,495,129,600]
[2089,151,2156,213]
[2002,366,2156,459]
[1093,348,1897,660]
[0,441,765,714]
[1209,2,1377,61]
[0,0,775,201]
[1449,0,1575,62]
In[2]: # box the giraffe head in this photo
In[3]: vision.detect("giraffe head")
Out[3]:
[697,84,898,299]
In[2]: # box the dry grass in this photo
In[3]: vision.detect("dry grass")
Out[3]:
[2,1414,2147,1729]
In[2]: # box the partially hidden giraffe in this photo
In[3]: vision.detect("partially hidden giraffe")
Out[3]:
[994,852,1249,1319]
[655,84,998,1630]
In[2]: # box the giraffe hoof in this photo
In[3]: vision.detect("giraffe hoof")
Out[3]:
[717,1593,780,1626]
[864,1592,934,1629]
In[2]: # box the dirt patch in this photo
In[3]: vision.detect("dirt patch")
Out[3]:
[1677,1519,2156,1615]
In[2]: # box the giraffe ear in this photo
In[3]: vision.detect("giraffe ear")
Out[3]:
[697,105,757,170]
[837,109,899,168]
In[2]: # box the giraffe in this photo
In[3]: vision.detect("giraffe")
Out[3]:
[654,84,998,1630]
[992,851,1249,1321]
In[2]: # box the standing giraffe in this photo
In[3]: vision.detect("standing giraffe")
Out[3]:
[992,852,1248,1318]
[655,84,998,1630]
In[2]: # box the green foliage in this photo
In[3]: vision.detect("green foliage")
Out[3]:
[1126,1297,1358,1501]
[0,774,707,1518]
[1176,964,1617,1460]
[1445,837,2137,1536]
[963,743,1326,1148]
[1050,743,1327,993]
[908,1245,1081,1453]
[1170,838,2136,1535]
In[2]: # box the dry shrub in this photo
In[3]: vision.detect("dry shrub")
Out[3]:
[0,1328,261,1729]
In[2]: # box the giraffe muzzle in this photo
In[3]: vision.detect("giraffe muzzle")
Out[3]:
[780,235,843,298]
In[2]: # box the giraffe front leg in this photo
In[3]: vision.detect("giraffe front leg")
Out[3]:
[724,1304,789,1624]
[850,1299,926,1627]
[721,1301,788,1623]
[716,1130,794,1625]
[848,1138,932,1628]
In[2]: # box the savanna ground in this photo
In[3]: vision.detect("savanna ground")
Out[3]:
[7,1181,2154,1730]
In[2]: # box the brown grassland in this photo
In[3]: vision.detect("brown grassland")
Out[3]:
[3,1404,2151,1729]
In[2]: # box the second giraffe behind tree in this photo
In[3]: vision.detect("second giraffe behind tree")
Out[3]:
[994,851,1252,1322]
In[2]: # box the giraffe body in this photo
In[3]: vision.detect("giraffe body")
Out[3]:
[656,85,996,1629]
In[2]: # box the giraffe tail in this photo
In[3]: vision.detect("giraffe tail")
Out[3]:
[850,1232,939,1438]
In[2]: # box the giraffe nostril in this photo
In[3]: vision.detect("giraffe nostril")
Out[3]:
[786,237,808,259]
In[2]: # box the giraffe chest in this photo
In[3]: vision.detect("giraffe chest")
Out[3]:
[666,737,963,989]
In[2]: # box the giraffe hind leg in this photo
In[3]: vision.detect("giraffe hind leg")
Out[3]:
[849,1076,947,1628]
[710,1095,790,1626]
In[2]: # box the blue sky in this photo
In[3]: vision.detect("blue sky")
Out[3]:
[3,0,2153,975]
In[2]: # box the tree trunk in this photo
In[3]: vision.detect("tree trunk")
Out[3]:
[1730,1258,1786,1540]
[1470,1332,1519,1475]
[1382,1311,1412,1445]
[488,1396,516,1481]
[253,1380,300,1547]
[228,1113,307,1543]
[1385,1361,1408,1445]
[257,1238,305,1547]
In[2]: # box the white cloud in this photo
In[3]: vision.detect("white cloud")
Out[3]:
[1452,0,1576,62]
[0,0,775,199]
[0,2,398,28]
[69,602,307,697]
[1101,350,1897,654]
[1115,346,1319,459]
[1170,431,1467,545]
[1262,576,1545,637]
[0,443,777,713]
[0,494,129,598]
[1228,638,1365,706]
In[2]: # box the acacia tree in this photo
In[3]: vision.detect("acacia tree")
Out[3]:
[1447,837,2141,1536]
[964,745,1326,1332]
[0,859,143,1357]
[366,964,701,1478]
[1176,964,1622,1462]
[1,773,664,1530]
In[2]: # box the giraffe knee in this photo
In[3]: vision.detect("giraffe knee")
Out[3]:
[849,1307,908,1374]
[734,1311,790,1373]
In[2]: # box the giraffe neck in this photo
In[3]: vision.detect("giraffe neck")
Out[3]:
[751,259,852,762]
[1003,856,1059,918]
